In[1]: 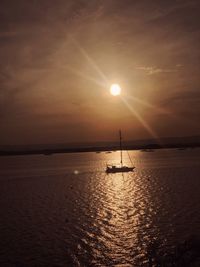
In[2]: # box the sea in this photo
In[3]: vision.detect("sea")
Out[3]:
[0,148,200,266]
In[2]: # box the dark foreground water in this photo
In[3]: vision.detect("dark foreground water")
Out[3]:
[0,148,200,266]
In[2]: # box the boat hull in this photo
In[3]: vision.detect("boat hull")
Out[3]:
[106,166,135,173]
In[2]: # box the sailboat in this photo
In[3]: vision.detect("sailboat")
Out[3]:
[106,130,135,173]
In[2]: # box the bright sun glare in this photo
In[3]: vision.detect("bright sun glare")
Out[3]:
[110,84,121,96]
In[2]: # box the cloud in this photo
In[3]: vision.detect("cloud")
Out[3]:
[136,66,179,75]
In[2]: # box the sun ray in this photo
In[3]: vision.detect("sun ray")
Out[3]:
[126,95,172,115]
[69,36,109,85]
[121,96,160,142]
[62,65,106,88]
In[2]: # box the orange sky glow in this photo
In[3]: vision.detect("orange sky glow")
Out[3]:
[0,1,200,146]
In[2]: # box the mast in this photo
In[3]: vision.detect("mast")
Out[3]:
[119,130,123,166]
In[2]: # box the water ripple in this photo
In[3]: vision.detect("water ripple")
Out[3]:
[0,149,200,266]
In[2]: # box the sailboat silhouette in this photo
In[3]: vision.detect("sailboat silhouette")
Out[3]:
[106,130,135,173]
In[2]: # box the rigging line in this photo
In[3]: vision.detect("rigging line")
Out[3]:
[127,150,134,166]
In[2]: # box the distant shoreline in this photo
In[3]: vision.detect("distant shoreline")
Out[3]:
[0,143,199,156]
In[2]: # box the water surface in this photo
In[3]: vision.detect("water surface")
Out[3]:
[0,148,200,266]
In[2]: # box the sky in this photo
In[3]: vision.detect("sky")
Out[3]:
[0,0,200,146]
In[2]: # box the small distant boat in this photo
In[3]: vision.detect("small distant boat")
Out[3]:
[141,148,154,152]
[106,130,135,173]
[43,150,52,155]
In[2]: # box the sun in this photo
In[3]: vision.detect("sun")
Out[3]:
[110,84,121,96]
